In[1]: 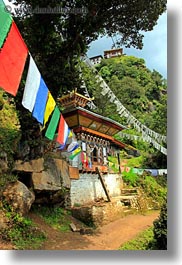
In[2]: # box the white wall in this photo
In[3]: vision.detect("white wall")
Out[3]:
[70,173,123,206]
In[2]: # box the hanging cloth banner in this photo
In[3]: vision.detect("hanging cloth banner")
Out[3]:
[22,55,41,112]
[0,21,28,96]
[0,0,13,48]
[45,106,60,140]
[83,56,167,145]
[42,91,56,129]
[69,146,82,160]
[57,115,69,145]
[32,77,48,124]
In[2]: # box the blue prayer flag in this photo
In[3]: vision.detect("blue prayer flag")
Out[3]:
[32,77,48,124]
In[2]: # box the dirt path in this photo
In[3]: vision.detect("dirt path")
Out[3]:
[29,211,159,250]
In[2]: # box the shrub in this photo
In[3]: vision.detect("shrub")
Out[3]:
[122,170,140,187]
[152,198,167,249]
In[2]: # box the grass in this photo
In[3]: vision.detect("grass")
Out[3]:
[1,209,46,250]
[119,226,154,250]
[32,205,72,232]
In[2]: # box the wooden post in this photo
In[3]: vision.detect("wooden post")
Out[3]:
[96,167,111,202]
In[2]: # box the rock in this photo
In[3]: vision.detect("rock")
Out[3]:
[13,155,71,204]
[0,209,9,229]
[54,159,71,189]
[3,181,35,215]
[14,158,44,172]
[32,171,61,191]
[0,160,8,174]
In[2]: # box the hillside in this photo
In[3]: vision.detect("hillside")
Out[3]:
[80,55,167,168]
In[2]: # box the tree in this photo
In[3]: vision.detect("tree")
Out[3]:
[13,0,166,97]
[9,0,166,159]
[152,198,167,249]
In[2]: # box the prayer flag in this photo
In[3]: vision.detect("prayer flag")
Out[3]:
[0,21,28,96]
[32,77,48,124]
[0,1,13,48]
[45,106,60,140]
[43,91,56,129]
[22,55,41,112]
[68,130,73,138]
[57,115,69,145]
[67,141,79,153]
[69,147,82,160]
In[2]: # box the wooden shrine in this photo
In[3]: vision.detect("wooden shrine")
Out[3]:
[58,91,127,173]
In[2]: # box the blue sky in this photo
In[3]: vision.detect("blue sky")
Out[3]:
[87,12,167,79]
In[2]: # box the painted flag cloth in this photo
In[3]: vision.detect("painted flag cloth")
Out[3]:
[80,151,88,167]
[22,55,41,112]
[158,169,167,175]
[69,146,82,160]
[0,21,28,96]
[32,77,48,124]
[0,0,13,48]
[57,115,69,145]
[67,141,79,153]
[43,92,56,129]
[45,106,60,140]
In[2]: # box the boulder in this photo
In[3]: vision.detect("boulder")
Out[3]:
[0,209,9,229]
[32,171,61,191]
[3,181,35,215]
[14,158,44,172]
[54,159,71,189]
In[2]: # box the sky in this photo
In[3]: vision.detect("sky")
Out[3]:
[87,12,167,79]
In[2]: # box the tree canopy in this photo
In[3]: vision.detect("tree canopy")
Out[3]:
[12,0,167,96]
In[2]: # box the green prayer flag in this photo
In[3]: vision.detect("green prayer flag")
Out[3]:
[45,106,60,140]
[0,0,13,48]
[69,147,82,160]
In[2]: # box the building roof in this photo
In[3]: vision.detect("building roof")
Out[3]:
[62,106,127,137]
[89,55,103,60]
[59,91,128,149]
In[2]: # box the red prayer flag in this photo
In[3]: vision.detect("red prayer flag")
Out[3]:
[57,115,69,145]
[0,21,28,96]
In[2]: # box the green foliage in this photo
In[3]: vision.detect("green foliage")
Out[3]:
[0,89,21,172]
[0,174,18,194]
[140,175,167,206]
[81,54,167,168]
[1,204,46,249]
[152,198,167,249]
[32,205,71,232]
[13,0,166,97]
[119,226,154,250]
[122,170,140,187]
[122,170,167,207]
[119,199,167,250]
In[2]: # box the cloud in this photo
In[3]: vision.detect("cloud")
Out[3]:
[87,12,167,78]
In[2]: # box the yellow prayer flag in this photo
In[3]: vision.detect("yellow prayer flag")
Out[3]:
[68,130,73,138]
[43,91,56,129]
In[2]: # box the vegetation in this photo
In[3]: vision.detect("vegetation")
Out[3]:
[13,0,166,96]
[122,171,167,208]
[32,205,72,232]
[119,226,154,250]
[0,1,167,250]
[119,197,167,250]
[80,55,167,168]
[0,203,46,250]
[152,198,167,249]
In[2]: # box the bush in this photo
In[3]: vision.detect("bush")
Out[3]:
[152,198,167,249]
[1,203,46,249]
[122,170,140,187]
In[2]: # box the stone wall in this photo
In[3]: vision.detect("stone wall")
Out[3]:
[72,200,124,227]
[70,173,123,206]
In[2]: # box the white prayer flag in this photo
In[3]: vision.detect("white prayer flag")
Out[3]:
[22,55,41,112]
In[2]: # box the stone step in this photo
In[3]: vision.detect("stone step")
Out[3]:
[121,188,138,195]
